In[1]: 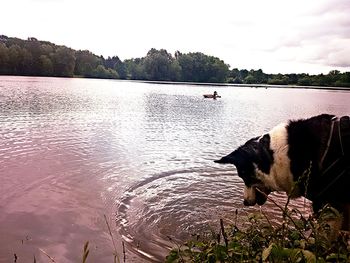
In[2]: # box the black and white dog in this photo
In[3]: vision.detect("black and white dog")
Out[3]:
[215,114,350,230]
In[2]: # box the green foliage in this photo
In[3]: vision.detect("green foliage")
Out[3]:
[51,46,76,77]
[166,205,350,263]
[143,48,179,81]
[0,43,10,74]
[75,50,101,77]
[38,55,53,76]
[123,58,143,80]
[244,69,267,84]
[177,52,229,83]
[267,74,290,85]
[230,70,350,88]
[0,35,349,87]
[298,75,312,86]
[92,65,119,79]
[104,56,127,79]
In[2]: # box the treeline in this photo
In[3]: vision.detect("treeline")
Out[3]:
[227,68,350,87]
[0,35,349,87]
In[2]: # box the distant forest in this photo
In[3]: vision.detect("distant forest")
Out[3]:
[1,35,349,87]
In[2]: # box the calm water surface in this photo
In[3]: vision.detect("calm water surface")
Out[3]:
[1,76,349,262]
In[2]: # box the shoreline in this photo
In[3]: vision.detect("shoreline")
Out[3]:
[137,79,350,91]
[1,75,349,91]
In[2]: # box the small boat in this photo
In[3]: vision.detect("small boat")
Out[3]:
[203,94,221,98]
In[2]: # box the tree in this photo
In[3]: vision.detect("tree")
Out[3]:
[38,55,53,76]
[176,53,194,81]
[92,65,119,79]
[0,35,349,87]
[0,43,9,74]
[286,74,298,84]
[51,46,76,77]
[250,69,267,84]
[239,69,249,80]
[327,70,341,86]
[176,52,229,83]
[7,44,21,74]
[298,75,312,86]
[143,48,180,81]
[267,74,289,85]
[169,59,182,81]
[227,68,242,83]
[104,56,127,79]
[335,72,350,87]
[18,48,33,75]
[244,74,256,84]
[23,37,43,74]
[74,50,101,77]
[209,58,230,82]
[124,58,146,80]
[40,44,54,56]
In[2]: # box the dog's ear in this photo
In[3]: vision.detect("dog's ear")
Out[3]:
[214,151,238,165]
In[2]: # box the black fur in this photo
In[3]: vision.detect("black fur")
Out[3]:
[287,114,334,183]
[258,134,274,174]
[215,134,274,205]
[287,114,350,212]
[215,114,350,230]
[215,135,274,187]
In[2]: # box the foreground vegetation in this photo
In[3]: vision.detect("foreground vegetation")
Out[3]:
[166,203,350,263]
[1,35,350,87]
[12,201,350,262]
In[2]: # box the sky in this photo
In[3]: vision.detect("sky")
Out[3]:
[1,0,350,74]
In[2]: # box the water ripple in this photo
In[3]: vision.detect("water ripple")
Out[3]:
[116,167,245,261]
[1,76,348,262]
[116,166,313,261]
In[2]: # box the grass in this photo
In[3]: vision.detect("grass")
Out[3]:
[12,202,350,263]
[13,214,123,263]
[165,200,350,263]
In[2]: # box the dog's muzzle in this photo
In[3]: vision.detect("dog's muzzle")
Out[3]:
[243,186,270,206]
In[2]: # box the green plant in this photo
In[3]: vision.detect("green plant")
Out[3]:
[166,203,350,263]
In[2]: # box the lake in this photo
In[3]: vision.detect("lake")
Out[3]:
[0,76,349,262]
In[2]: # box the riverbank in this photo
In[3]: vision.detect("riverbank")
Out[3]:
[136,79,350,91]
[1,75,350,91]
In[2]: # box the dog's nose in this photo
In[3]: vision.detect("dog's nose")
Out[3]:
[243,199,256,206]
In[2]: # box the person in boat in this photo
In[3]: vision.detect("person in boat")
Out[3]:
[213,91,218,99]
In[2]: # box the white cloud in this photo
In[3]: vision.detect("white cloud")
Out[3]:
[1,0,350,74]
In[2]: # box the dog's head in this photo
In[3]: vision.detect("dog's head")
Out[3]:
[215,134,276,206]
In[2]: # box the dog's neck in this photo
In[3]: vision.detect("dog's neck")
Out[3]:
[256,123,295,194]
[287,115,333,182]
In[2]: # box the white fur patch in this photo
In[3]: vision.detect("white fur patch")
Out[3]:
[257,123,294,194]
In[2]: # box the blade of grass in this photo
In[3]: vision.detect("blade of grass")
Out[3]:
[220,219,229,248]
[82,241,90,263]
[104,214,120,263]
[256,188,308,241]
[39,248,56,262]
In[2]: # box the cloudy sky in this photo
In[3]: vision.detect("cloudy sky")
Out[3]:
[2,0,350,74]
